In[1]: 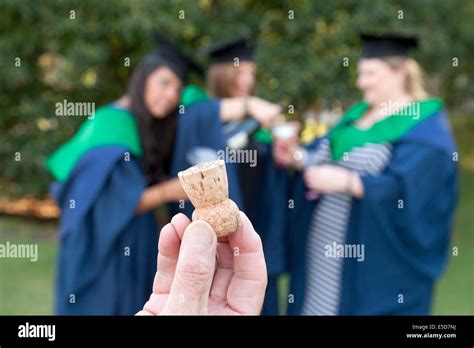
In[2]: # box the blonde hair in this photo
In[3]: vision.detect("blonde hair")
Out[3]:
[207,63,239,98]
[382,57,429,100]
[206,63,255,98]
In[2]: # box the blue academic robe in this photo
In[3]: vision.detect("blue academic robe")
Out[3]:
[287,110,458,315]
[52,145,158,315]
[237,141,288,277]
[170,100,288,315]
[237,141,289,315]
[170,100,243,216]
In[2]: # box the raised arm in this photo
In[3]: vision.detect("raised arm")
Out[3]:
[220,96,281,128]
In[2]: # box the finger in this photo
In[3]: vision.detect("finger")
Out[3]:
[170,213,192,240]
[153,214,191,294]
[227,212,267,315]
[303,173,312,188]
[303,171,309,182]
[228,212,267,281]
[161,221,217,315]
[210,241,234,303]
[143,292,168,315]
[135,310,154,316]
[153,223,181,294]
[216,241,234,268]
[144,214,192,315]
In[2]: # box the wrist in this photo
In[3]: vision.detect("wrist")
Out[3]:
[243,96,249,116]
[345,170,364,198]
[345,170,354,195]
[246,96,256,117]
[352,173,364,198]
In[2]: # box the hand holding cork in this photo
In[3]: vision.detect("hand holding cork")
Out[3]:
[136,160,267,315]
[177,160,241,237]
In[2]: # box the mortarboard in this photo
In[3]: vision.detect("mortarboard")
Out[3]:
[200,36,255,64]
[150,30,203,81]
[360,34,418,58]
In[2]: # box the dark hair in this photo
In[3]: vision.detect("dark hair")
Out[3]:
[128,55,179,185]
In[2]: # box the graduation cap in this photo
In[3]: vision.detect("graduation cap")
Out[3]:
[201,36,255,64]
[360,34,418,58]
[150,31,203,82]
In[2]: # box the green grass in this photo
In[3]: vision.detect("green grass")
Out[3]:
[431,169,474,315]
[1,114,473,315]
[0,218,57,315]
[430,113,474,314]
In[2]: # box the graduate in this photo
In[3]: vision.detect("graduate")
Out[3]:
[45,32,201,315]
[171,36,288,315]
[274,34,458,315]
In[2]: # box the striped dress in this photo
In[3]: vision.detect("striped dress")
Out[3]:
[301,139,392,315]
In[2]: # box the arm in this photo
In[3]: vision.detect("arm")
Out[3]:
[220,96,281,128]
[358,143,458,279]
[219,97,247,122]
[303,164,364,198]
[359,144,454,202]
[275,132,364,198]
[135,178,187,214]
[274,139,322,171]
[348,171,364,198]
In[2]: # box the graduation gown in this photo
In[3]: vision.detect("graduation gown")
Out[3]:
[287,110,458,315]
[52,145,157,315]
[235,140,289,278]
[46,105,158,315]
[236,140,289,315]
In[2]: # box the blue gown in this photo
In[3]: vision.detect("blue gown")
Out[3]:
[237,141,289,315]
[52,145,158,315]
[170,100,243,216]
[287,110,458,315]
[170,100,288,315]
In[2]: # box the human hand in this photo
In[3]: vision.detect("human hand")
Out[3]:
[303,164,352,194]
[136,212,267,315]
[272,122,301,167]
[248,97,281,129]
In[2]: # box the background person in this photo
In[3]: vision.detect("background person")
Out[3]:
[275,34,458,315]
[46,33,200,315]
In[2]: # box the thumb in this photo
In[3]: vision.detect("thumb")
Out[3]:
[161,221,217,315]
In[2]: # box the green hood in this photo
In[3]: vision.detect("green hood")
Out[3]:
[45,105,142,182]
[328,98,444,160]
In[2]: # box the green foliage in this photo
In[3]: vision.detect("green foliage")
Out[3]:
[1,0,473,197]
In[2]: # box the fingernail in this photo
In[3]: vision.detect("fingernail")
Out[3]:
[185,221,215,246]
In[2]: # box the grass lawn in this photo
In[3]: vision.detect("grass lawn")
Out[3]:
[432,168,474,315]
[1,115,473,315]
[0,218,57,314]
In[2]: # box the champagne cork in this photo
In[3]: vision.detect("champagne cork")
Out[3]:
[178,160,241,237]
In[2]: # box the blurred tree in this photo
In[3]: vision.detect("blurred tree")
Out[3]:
[0,0,473,197]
